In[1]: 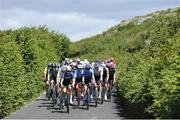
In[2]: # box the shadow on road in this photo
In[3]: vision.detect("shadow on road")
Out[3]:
[111,93,128,118]
[36,98,48,101]
[0,116,4,119]
[111,92,152,119]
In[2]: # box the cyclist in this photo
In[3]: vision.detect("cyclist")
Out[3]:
[101,63,109,100]
[93,63,103,99]
[44,63,52,82]
[45,63,58,101]
[61,66,75,105]
[57,65,67,94]
[74,64,84,99]
[82,64,95,105]
[107,62,116,99]
[45,63,52,98]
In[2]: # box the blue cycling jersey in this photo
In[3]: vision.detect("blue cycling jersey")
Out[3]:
[74,69,84,79]
[83,69,93,79]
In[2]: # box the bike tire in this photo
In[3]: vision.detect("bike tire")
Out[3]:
[47,85,51,100]
[59,94,63,110]
[66,95,70,113]
[52,88,56,107]
[95,98,97,107]
[86,88,90,110]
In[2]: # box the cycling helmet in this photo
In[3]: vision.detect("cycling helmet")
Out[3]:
[109,62,114,69]
[56,63,60,68]
[69,59,73,63]
[101,63,106,68]
[94,63,99,68]
[84,59,89,64]
[70,62,77,67]
[77,58,80,62]
[61,66,66,72]
[65,58,69,61]
[52,63,56,68]
[77,64,83,69]
[85,64,91,69]
[48,63,52,67]
[66,66,72,71]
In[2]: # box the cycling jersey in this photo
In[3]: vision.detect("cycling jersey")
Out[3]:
[83,69,94,84]
[74,69,84,83]
[49,68,58,83]
[108,68,115,81]
[62,71,74,86]
[102,67,109,82]
[93,67,103,82]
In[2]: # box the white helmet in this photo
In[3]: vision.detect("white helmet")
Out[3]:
[77,58,80,62]
[101,63,106,68]
[66,66,72,71]
[70,62,76,67]
[69,59,73,63]
[84,59,89,64]
[77,64,83,69]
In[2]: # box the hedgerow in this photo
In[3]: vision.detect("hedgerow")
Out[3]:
[0,26,70,117]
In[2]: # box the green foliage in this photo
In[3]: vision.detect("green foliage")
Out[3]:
[70,8,180,118]
[0,26,70,117]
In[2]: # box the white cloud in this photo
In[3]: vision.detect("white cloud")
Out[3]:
[0,8,118,41]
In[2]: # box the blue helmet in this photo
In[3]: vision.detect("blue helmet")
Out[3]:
[56,63,60,68]
[94,63,99,68]
[85,64,91,69]
[48,63,52,67]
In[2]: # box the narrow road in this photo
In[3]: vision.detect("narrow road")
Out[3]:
[5,92,126,119]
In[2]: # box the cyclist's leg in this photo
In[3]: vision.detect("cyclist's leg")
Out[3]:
[69,84,73,104]
[98,81,102,98]
[104,81,108,100]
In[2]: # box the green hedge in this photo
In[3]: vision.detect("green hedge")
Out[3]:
[118,13,180,118]
[70,8,180,118]
[0,26,70,117]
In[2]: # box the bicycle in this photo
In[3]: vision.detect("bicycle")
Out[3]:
[107,80,114,102]
[83,83,91,110]
[91,83,98,107]
[59,85,72,113]
[99,81,106,104]
[74,82,83,107]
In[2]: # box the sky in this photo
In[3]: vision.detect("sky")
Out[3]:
[0,0,180,41]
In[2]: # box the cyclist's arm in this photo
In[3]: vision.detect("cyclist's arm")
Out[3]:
[56,69,61,84]
[72,72,75,87]
[90,69,95,84]
[47,70,50,81]
[61,73,65,87]
[100,67,103,81]
[113,69,116,83]
[44,67,47,80]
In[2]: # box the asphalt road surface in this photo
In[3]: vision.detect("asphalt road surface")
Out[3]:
[5,92,127,119]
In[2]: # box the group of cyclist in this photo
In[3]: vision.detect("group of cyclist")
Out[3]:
[44,57,116,109]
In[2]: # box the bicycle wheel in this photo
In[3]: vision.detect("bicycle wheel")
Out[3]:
[86,87,90,110]
[65,94,70,113]
[101,84,105,104]
[47,85,51,100]
[77,87,81,106]
[94,86,98,107]
[58,93,63,110]
[52,86,56,107]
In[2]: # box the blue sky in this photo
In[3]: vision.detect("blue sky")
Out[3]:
[0,0,180,41]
